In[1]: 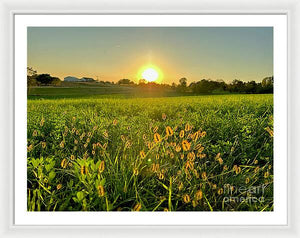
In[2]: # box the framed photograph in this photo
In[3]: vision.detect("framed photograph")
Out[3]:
[0,0,299,237]
[16,13,287,225]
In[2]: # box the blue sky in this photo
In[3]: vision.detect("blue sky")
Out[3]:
[28,27,273,84]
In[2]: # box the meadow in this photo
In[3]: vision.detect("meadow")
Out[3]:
[27,94,273,211]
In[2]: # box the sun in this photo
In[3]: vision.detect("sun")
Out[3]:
[138,65,163,83]
[141,68,159,82]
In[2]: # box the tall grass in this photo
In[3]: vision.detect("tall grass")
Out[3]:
[27,94,273,211]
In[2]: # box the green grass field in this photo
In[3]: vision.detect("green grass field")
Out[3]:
[28,85,136,98]
[27,82,226,99]
[27,94,273,211]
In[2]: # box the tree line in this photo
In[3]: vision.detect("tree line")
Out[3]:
[27,67,273,94]
[27,67,61,87]
[117,77,273,94]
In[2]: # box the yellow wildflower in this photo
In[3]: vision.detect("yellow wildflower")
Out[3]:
[178,182,183,191]
[201,131,207,137]
[175,144,181,152]
[60,141,65,148]
[195,143,202,150]
[98,160,105,173]
[140,150,146,159]
[265,127,274,137]
[133,203,142,211]
[103,131,108,139]
[185,123,191,131]
[97,185,105,197]
[193,131,199,141]
[81,165,88,175]
[183,194,191,203]
[103,143,107,150]
[154,133,161,143]
[264,171,270,178]
[155,163,160,172]
[166,126,174,136]
[179,130,185,138]
[182,140,191,151]
[133,168,139,176]
[56,184,62,190]
[40,117,45,127]
[150,163,156,172]
[187,152,195,161]
[61,159,67,169]
[195,190,203,200]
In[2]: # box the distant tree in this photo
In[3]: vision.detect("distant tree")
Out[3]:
[177,77,188,92]
[179,78,187,87]
[35,74,61,86]
[36,74,53,85]
[262,76,273,88]
[117,78,134,85]
[51,77,62,86]
[244,81,257,94]
[189,79,227,94]
[230,79,245,93]
[27,77,38,86]
[27,67,38,94]
[138,79,147,85]
[215,79,226,91]
[27,67,37,77]
[27,76,38,94]
[181,77,273,95]
[260,76,273,93]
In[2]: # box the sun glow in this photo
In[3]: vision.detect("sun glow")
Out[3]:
[142,68,159,82]
[138,65,163,83]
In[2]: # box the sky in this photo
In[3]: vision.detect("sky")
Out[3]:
[27,27,273,84]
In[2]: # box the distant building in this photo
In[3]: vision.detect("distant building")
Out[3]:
[64,76,81,82]
[81,77,95,82]
[64,76,95,82]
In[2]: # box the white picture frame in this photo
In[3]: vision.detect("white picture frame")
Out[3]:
[14,14,287,226]
[0,0,299,237]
